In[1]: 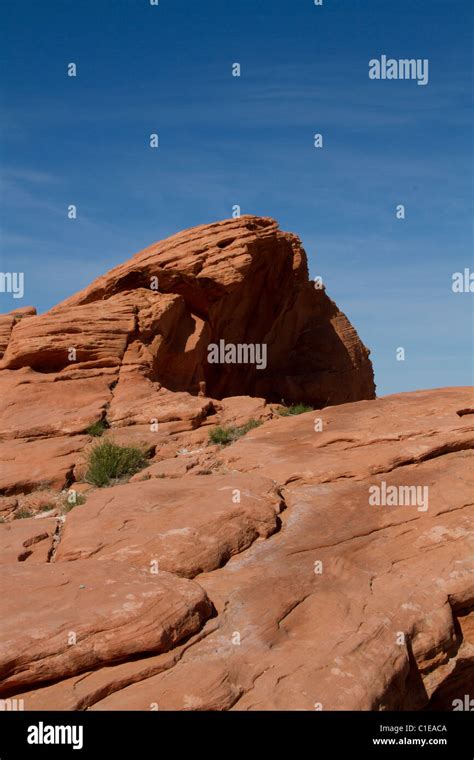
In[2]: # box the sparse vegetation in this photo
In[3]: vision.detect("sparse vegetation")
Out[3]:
[238,418,262,435]
[62,493,86,514]
[86,419,109,437]
[209,426,235,445]
[84,440,149,487]
[277,403,313,416]
[14,508,32,520]
[209,418,262,446]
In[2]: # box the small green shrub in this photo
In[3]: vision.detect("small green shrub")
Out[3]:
[278,403,314,416]
[86,419,109,437]
[209,418,262,446]
[209,426,236,445]
[84,440,148,487]
[237,418,262,435]
[14,508,32,520]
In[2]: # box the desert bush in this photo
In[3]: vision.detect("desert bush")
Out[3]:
[238,418,262,434]
[84,440,148,487]
[278,403,313,416]
[86,419,109,437]
[209,426,236,445]
[209,418,262,446]
[14,508,32,520]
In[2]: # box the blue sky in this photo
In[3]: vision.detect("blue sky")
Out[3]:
[0,0,472,396]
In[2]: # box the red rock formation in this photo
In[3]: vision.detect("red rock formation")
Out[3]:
[0,306,36,359]
[2,216,375,403]
[0,217,471,712]
[0,387,472,711]
[0,216,374,495]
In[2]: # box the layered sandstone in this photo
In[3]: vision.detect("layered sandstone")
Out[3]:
[0,216,374,497]
[0,218,472,712]
[0,387,472,710]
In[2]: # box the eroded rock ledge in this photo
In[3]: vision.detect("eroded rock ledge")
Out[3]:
[0,387,472,710]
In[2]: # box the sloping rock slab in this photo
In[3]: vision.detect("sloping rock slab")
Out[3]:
[55,473,282,577]
[0,561,213,694]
